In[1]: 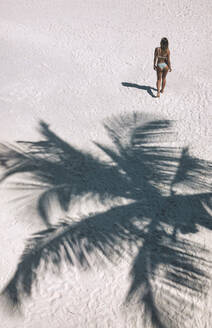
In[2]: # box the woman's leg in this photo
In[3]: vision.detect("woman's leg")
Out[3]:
[161,66,169,93]
[156,68,162,97]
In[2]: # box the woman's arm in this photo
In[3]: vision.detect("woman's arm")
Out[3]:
[153,48,158,70]
[167,50,172,72]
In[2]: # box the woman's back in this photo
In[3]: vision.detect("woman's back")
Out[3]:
[157,47,168,63]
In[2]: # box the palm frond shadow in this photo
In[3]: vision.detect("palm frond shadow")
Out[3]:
[0,112,212,327]
[0,121,128,227]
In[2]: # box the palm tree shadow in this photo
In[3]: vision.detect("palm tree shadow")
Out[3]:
[122,82,157,98]
[0,121,128,227]
[0,112,212,327]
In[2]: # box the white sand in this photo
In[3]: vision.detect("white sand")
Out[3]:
[0,1,212,327]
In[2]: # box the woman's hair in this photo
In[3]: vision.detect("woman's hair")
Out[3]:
[160,37,169,51]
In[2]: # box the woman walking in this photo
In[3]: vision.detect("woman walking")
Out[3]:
[154,37,172,97]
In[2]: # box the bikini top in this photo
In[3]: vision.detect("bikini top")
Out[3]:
[157,47,168,59]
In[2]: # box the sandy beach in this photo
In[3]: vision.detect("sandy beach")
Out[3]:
[0,1,212,327]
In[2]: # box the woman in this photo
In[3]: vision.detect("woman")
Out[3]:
[154,37,172,97]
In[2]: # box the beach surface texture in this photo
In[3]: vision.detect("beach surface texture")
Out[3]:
[0,1,212,327]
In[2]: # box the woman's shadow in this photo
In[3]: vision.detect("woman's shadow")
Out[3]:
[122,82,157,98]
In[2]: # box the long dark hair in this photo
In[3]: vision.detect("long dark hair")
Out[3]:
[160,37,169,51]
